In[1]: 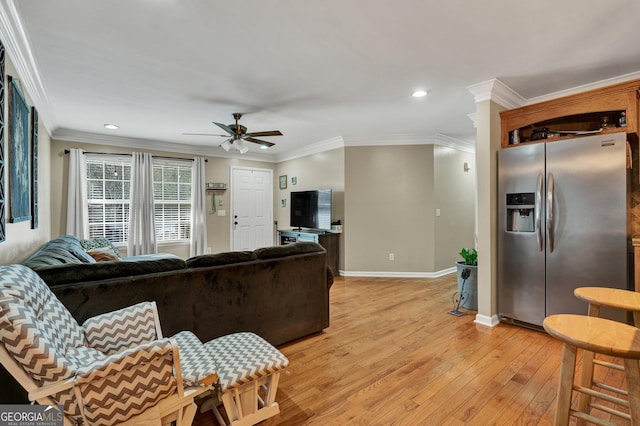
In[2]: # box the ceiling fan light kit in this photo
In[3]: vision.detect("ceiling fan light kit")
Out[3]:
[184,112,282,154]
[235,139,249,154]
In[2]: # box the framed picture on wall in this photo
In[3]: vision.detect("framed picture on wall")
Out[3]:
[279,175,287,190]
[31,106,39,229]
[8,76,31,223]
[0,41,5,241]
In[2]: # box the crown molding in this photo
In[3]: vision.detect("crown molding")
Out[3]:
[53,128,278,162]
[343,133,475,153]
[275,136,344,162]
[0,0,56,136]
[467,112,478,128]
[525,70,640,105]
[344,133,426,147]
[466,78,526,109]
[433,133,475,153]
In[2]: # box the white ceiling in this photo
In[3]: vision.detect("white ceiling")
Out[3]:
[3,0,640,161]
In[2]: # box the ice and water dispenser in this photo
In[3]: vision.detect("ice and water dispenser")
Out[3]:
[506,193,535,232]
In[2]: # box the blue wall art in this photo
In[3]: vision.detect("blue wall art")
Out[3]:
[8,76,31,224]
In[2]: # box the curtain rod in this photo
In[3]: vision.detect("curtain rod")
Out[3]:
[63,149,207,162]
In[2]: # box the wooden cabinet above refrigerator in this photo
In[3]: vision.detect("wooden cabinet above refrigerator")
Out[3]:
[500,78,640,148]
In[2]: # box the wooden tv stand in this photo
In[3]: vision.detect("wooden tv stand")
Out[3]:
[278,229,339,275]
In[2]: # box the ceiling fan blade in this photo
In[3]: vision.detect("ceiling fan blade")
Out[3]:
[244,136,275,147]
[245,130,283,137]
[182,132,229,137]
[212,121,233,134]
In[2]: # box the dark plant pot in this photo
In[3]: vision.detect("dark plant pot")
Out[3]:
[456,261,478,310]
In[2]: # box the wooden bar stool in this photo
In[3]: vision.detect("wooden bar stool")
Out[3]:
[574,287,640,424]
[574,287,640,325]
[543,314,640,426]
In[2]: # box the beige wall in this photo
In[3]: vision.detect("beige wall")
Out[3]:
[344,144,475,274]
[50,139,275,257]
[274,148,345,268]
[0,51,51,264]
[433,145,475,270]
[344,145,436,273]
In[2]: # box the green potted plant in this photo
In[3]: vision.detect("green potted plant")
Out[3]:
[456,248,478,310]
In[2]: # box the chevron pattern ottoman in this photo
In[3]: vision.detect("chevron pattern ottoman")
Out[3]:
[200,332,290,426]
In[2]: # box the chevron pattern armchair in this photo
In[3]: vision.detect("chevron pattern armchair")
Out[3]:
[0,264,217,426]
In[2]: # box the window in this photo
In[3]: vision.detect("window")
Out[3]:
[87,159,130,243]
[153,162,192,242]
[86,157,192,244]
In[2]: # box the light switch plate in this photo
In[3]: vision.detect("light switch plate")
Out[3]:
[217,210,226,216]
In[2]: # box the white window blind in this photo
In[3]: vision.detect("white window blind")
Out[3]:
[87,159,131,243]
[86,156,192,244]
[153,162,192,242]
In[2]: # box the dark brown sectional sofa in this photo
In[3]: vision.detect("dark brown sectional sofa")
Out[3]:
[22,236,334,346]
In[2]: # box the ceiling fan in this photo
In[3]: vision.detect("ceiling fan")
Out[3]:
[183,113,282,153]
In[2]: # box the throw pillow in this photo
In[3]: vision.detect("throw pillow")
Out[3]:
[80,238,121,257]
[87,247,121,262]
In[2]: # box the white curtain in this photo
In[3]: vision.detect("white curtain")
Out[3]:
[128,152,157,255]
[66,148,89,238]
[190,157,207,256]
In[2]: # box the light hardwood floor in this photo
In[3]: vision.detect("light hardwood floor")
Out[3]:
[195,275,629,425]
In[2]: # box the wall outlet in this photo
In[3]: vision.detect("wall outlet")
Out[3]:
[389,253,395,261]
[206,247,212,254]
[217,209,226,216]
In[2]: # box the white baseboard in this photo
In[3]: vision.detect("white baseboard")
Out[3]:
[474,314,500,327]
[339,266,456,278]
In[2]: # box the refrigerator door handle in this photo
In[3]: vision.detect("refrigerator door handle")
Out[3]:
[535,173,543,251]
[547,173,554,253]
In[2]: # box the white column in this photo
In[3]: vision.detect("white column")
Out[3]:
[466,79,525,327]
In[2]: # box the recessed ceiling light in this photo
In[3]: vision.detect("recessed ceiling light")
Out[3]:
[412,90,428,98]
[104,124,119,130]
[260,145,268,150]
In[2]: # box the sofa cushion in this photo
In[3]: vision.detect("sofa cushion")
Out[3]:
[120,253,183,262]
[22,236,96,270]
[254,242,325,260]
[186,251,258,269]
[35,255,188,287]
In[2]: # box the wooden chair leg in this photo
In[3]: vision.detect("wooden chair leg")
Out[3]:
[576,348,595,426]
[624,359,640,425]
[576,304,599,426]
[556,343,577,426]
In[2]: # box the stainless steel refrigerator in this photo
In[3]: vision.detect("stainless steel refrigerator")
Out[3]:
[498,132,630,327]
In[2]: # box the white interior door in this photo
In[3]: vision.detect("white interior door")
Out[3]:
[231,167,273,250]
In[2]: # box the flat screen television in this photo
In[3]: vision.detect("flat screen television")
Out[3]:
[290,189,332,230]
